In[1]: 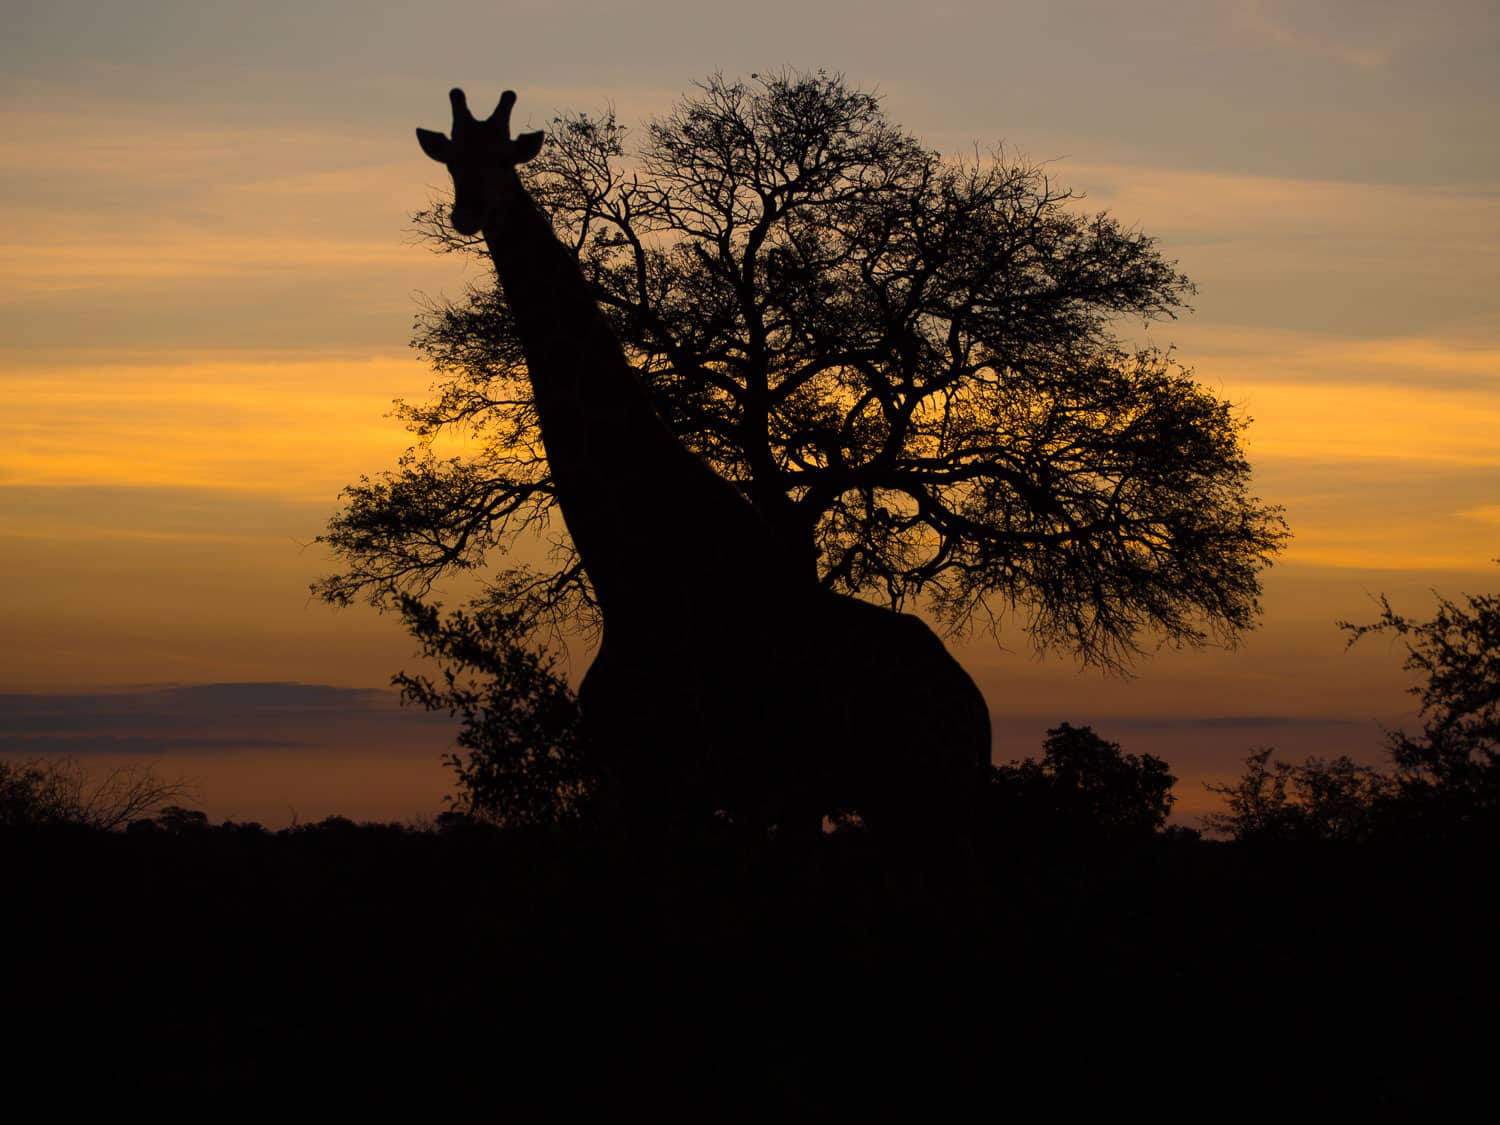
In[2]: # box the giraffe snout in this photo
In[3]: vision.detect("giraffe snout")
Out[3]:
[450,204,484,236]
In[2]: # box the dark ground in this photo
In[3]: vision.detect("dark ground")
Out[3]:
[4,822,1496,1119]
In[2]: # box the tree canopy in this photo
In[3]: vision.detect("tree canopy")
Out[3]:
[987,723,1177,847]
[319,70,1287,668]
[393,594,589,828]
[1200,748,1395,843]
[1198,570,1500,842]
[1340,573,1500,827]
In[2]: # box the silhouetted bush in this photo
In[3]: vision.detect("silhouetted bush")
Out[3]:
[393,594,592,828]
[156,805,210,833]
[1201,748,1395,842]
[1342,574,1500,836]
[0,756,194,830]
[1196,574,1500,844]
[984,723,1176,849]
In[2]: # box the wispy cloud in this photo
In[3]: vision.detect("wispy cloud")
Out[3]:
[1070,158,1500,260]
[1244,433,1500,571]
[1109,714,1356,730]
[1230,0,1389,68]
[0,87,485,360]
[1057,156,1500,341]
[0,681,451,750]
[1167,328,1500,391]
[0,681,460,827]
[1459,505,1500,526]
[0,354,441,497]
[1216,377,1500,468]
[2,236,420,296]
[2,735,301,754]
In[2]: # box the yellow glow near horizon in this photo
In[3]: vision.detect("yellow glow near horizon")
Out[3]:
[2,336,1494,576]
[3,236,420,294]
[1239,380,1500,467]
[0,354,445,496]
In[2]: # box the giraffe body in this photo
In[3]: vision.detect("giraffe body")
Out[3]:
[417,89,990,838]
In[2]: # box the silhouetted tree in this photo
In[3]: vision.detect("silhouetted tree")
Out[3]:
[0,756,194,831]
[319,69,1287,672]
[1201,747,1395,843]
[155,805,210,833]
[986,722,1175,847]
[1341,573,1500,833]
[393,594,590,828]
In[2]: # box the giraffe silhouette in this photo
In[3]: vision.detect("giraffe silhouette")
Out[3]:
[417,89,991,841]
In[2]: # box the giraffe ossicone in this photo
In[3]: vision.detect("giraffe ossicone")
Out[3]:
[415,87,992,842]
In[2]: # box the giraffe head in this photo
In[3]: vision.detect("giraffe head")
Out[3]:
[416,88,545,236]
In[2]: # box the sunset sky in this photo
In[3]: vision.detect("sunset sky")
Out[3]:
[3,0,1497,826]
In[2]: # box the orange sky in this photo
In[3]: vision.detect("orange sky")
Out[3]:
[3,1,1497,826]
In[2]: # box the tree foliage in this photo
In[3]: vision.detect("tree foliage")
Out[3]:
[1341,574,1500,828]
[1200,748,1395,843]
[0,756,195,831]
[1202,572,1500,842]
[985,722,1176,846]
[318,70,1287,669]
[392,594,590,828]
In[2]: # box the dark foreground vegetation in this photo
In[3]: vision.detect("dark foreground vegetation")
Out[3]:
[7,584,1495,1116]
[5,809,1497,1119]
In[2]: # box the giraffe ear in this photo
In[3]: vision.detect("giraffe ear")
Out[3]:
[416,128,451,163]
[514,130,545,164]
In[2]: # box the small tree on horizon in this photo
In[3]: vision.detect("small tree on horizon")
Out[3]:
[1202,570,1500,842]
[393,594,590,828]
[1340,572,1500,832]
[0,756,195,831]
[1200,748,1395,843]
[986,722,1176,847]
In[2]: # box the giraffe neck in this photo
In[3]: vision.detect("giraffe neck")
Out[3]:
[479,176,800,621]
